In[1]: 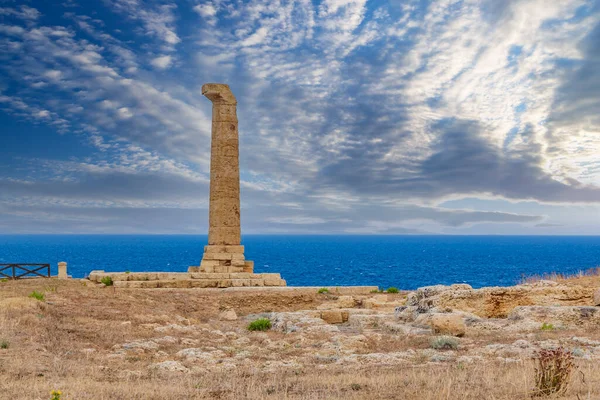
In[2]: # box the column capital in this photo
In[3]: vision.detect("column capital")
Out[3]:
[202,83,237,105]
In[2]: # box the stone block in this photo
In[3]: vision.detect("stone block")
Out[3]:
[200,259,221,266]
[337,296,357,308]
[188,266,200,273]
[243,261,254,273]
[429,314,466,337]
[191,273,231,279]
[264,278,286,287]
[204,253,233,261]
[208,227,241,246]
[231,279,251,287]
[213,265,230,273]
[249,279,265,287]
[218,280,233,288]
[341,311,350,323]
[191,280,219,288]
[229,273,253,279]
[219,308,238,321]
[157,280,192,289]
[204,245,244,254]
[320,310,344,324]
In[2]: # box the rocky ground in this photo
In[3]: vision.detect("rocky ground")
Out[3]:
[1,274,600,399]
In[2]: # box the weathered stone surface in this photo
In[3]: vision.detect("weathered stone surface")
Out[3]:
[219,309,238,321]
[594,288,600,306]
[58,261,68,279]
[204,245,244,254]
[405,282,593,318]
[428,314,466,337]
[203,83,241,246]
[508,306,600,327]
[244,261,254,273]
[320,310,344,324]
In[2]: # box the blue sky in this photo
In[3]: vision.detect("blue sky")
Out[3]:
[0,0,599,234]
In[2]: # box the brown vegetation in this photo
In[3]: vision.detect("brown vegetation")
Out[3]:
[1,278,600,399]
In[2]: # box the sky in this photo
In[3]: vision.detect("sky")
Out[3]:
[0,0,599,235]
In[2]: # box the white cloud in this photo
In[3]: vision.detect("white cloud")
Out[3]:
[0,6,41,21]
[194,3,217,17]
[150,55,173,69]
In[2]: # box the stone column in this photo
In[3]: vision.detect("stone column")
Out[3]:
[58,261,68,279]
[195,83,252,274]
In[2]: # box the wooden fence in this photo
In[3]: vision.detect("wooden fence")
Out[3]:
[0,264,51,280]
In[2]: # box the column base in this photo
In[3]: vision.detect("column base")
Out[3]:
[189,245,254,274]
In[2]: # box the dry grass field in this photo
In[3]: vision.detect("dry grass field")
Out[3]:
[1,277,600,399]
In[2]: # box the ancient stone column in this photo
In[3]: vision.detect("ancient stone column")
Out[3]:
[58,261,68,279]
[196,83,253,274]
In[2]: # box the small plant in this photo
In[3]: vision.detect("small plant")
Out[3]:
[50,390,62,400]
[317,288,329,294]
[532,347,575,397]
[29,291,45,301]
[100,276,113,286]
[247,318,272,331]
[370,289,379,293]
[572,348,585,357]
[125,270,131,274]
[430,336,459,350]
[1,340,9,349]
[540,323,555,331]
[0,278,8,283]
[350,383,362,391]
[386,287,400,293]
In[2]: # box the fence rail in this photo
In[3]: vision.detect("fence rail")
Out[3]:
[0,264,51,280]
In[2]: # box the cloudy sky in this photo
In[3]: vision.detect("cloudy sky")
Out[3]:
[0,0,599,234]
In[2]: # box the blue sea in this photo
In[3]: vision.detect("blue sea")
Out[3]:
[1,235,599,290]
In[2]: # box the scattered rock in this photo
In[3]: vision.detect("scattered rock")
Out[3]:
[219,309,238,321]
[151,361,189,374]
[428,314,466,337]
[119,340,159,352]
[508,306,600,327]
[320,310,346,324]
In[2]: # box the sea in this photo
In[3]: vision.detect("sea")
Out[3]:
[1,235,599,290]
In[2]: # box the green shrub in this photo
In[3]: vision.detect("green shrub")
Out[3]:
[430,336,459,350]
[532,347,575,397]
[51,390,62,400]
[0,278,8,283]
[317,288,329,294]
[540,323,555,331]
[100,276,113,286]
[370,289,380,293]
[1,340,9,349]
[29,291,45,301]
[386,287,400,293]
[248,318,272,331]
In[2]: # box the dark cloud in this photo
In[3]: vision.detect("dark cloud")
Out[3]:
[549,19,600,133]
[316,118,600,202]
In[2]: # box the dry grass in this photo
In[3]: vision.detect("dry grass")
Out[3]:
[520,267,600,286]
[1,279,600,399]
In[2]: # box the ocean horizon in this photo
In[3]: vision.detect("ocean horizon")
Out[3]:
[1,235,599,290]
